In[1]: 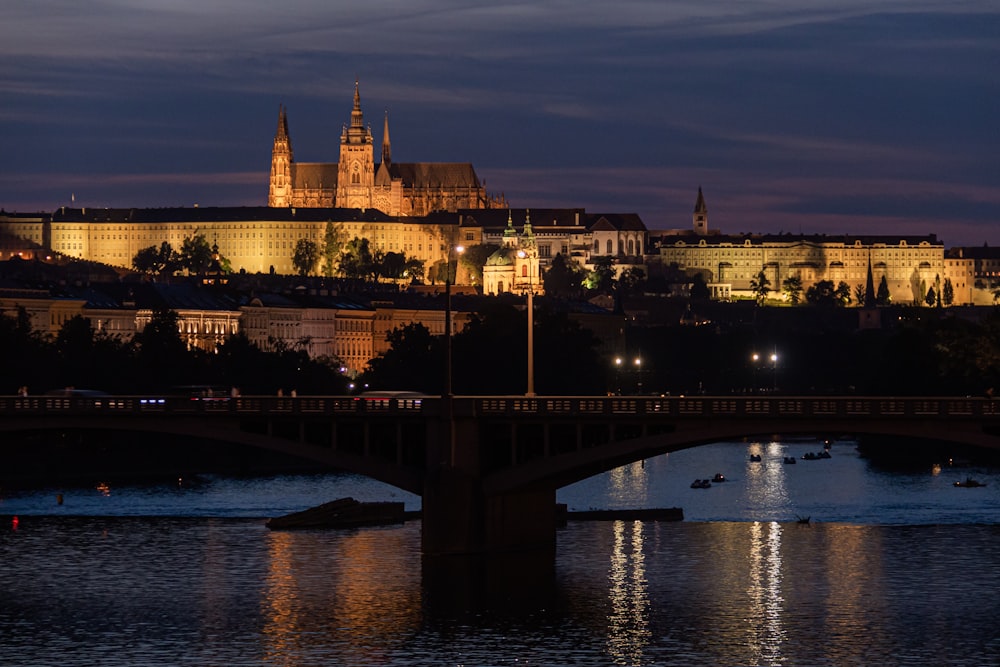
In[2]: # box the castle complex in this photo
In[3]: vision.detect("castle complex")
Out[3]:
[268,81,505,215]
[651,189,977,306]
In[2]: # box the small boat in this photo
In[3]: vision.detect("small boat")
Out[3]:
[690,479,712,489]
[796,515,811,524]
[712,473,727,483]
[954,478,986,488]
[749,454,762,462]
[266,497,406,530]
[783,456,797,464]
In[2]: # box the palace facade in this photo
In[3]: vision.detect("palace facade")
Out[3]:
[268,82,505,215]
[650,190,976,305]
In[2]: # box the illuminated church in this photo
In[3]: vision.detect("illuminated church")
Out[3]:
[268,81,505,216]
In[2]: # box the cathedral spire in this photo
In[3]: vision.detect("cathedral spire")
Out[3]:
[274,104,292,156]
[381,109,391,165]
[351,79,364,130]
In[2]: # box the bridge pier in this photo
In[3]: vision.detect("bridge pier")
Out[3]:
[422,468,556,556]
[422,407,556,556]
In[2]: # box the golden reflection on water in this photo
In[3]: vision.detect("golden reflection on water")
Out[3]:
[260,528,422,665]
[606,519,651,665]
[261,531,298,666]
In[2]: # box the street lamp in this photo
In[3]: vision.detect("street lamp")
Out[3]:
[444,244,464,397]
[751,352,760,393]
[518,249,536,397]
[634,356,643,394]
[770,351,778,391]
[614,356,623,395]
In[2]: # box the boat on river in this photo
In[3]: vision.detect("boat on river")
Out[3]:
[954,478,986,488]
[266,497,406,530]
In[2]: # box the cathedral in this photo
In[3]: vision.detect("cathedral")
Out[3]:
[268,81,505,216]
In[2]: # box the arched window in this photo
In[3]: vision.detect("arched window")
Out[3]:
[606,239,613,254]
[593,240,599,253]
[522,265,528,277]
[498,281,505,293]
[636,240,642,255]
[628,239,634,255]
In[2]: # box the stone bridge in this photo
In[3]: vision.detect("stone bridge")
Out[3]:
[3,394,999,554]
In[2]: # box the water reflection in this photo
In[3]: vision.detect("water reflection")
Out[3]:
[746,520,785,665]
[607,520,651,665]
[744,441,791,516]
[607,460,650,506]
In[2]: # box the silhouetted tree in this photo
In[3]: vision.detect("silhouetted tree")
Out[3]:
[292,238,320,276]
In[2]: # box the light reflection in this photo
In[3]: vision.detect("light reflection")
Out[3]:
[746,520,785,664]
[262,532,299,666]
[744,441,791,517]
[607,460,650,506]
[95,482,110,497]
[606,519,651,665]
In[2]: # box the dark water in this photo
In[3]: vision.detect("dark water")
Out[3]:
[2,440,1000,666]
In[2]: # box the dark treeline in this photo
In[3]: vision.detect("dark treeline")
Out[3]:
[0,308,349,396]
[4,296,1000,398]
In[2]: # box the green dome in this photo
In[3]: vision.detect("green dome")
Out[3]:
[486,247,515,266]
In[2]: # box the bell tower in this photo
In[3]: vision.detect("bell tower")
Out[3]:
[336,80,374,209]
[268,105,293,207]
[693,186,708,235]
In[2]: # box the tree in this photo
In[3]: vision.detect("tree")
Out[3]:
[584,256,616,294]
[781,275,804,304]
[132,241,176,275]
[750,270,770,305]
[179,233,214,274]
[836,281,852,306]
[617,267,647,297]
[943,277,955,306]
[543,253,584,298]
[322,221,346,277]
[459,244,500,287]
[876,275,891,305]
[338,237,375,280]
[689,273,710,301]
[292,238,320,276]
[805,280,842,306]
[925,287,937,307]
[854,283,866,305]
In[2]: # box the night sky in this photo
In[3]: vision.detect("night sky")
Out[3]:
[2,1,998,246]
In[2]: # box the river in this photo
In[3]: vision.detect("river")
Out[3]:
[2,438,999,666]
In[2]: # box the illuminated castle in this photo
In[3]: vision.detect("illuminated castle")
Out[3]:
[268,81,505,216]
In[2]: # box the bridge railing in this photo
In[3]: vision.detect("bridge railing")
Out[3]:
[2,395,1000,419]
[471,395,1000,419]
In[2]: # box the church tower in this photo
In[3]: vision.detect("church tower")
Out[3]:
[693,186,708,235]
[336,80,375,209]
[268,105,293,207]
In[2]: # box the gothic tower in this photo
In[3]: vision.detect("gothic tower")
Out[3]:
[693,186,708,235]
[268,105,293,207]
[336,80,374,209]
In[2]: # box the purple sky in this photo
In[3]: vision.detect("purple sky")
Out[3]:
[1,1,998,246]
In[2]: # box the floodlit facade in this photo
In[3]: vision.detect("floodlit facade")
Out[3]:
[268,81,505,216]
[651,190,958,305]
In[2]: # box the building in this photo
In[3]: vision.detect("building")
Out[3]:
[651,189,957,305]
[268,81,505,216]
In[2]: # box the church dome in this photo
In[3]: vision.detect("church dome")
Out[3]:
[486,247,515,266]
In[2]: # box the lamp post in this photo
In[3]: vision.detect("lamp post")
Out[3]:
[518,249,536,397]
[444,244,464,397]
[614,356,623,395]
[770,351,778,391]
[634,356,643,394]
[751,352,760,393]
